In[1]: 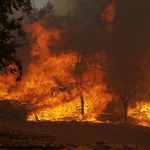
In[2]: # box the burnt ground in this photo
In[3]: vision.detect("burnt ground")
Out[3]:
[0,120,149,149]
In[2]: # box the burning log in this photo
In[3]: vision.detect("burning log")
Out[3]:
[80,94,84,116]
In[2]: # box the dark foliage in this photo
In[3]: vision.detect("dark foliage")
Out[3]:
[0,0,32,81]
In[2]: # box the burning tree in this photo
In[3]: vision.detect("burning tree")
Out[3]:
[21,1,114,121]
[0,1,115,122]
[93,0,150,125]
[51,2,111,117]
[104,51,149,124]
[22,16,112,121]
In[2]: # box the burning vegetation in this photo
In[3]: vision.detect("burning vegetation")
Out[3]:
[0,0,150,128]
[0,17,113,122]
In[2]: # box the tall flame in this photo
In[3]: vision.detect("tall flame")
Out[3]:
[0,17,113,122]
[0,15,150,127]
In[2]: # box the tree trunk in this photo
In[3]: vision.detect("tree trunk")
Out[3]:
[123,103,128,124]
[77,52,85,116]
[80,94,84,116]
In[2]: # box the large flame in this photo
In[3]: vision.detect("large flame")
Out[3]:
[0,14,150,127]
[128,102,150,127]
[0,18,113,122]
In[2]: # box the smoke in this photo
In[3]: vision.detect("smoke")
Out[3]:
[14,0,150,58]
[15,0,150,91]
[17,0,150,102]
[111,0,150,55]
[109,0,150,84]
[1,0,150,122]
[36,0,150,55]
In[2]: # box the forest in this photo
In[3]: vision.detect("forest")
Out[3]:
[0,0,150,127]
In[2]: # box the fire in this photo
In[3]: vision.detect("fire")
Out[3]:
[0,13,150,127]
[101,0,115,40]
[128,102,150,127]
[0,15,150,127]
[0,17,113,122]
[101,0,115,23]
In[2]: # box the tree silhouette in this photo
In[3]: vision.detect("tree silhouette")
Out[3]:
[105,52,149,124]
[0,0,32,81]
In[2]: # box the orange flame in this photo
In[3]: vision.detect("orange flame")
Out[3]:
[101,0,115,23]
[0,17,150,127]
[0,17,113,122]
[101,0,115,39]
[128,102,150,127]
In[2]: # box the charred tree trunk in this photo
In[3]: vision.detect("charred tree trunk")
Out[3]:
[121,99,129,124]
[34,114,39,122]
[119,90,129,124]
[80,94,84,116]
[77,52,85,117]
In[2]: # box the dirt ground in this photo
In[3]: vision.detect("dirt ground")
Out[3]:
[0,120,149,149]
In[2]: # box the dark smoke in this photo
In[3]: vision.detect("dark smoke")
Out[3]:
[17,0,150,101]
